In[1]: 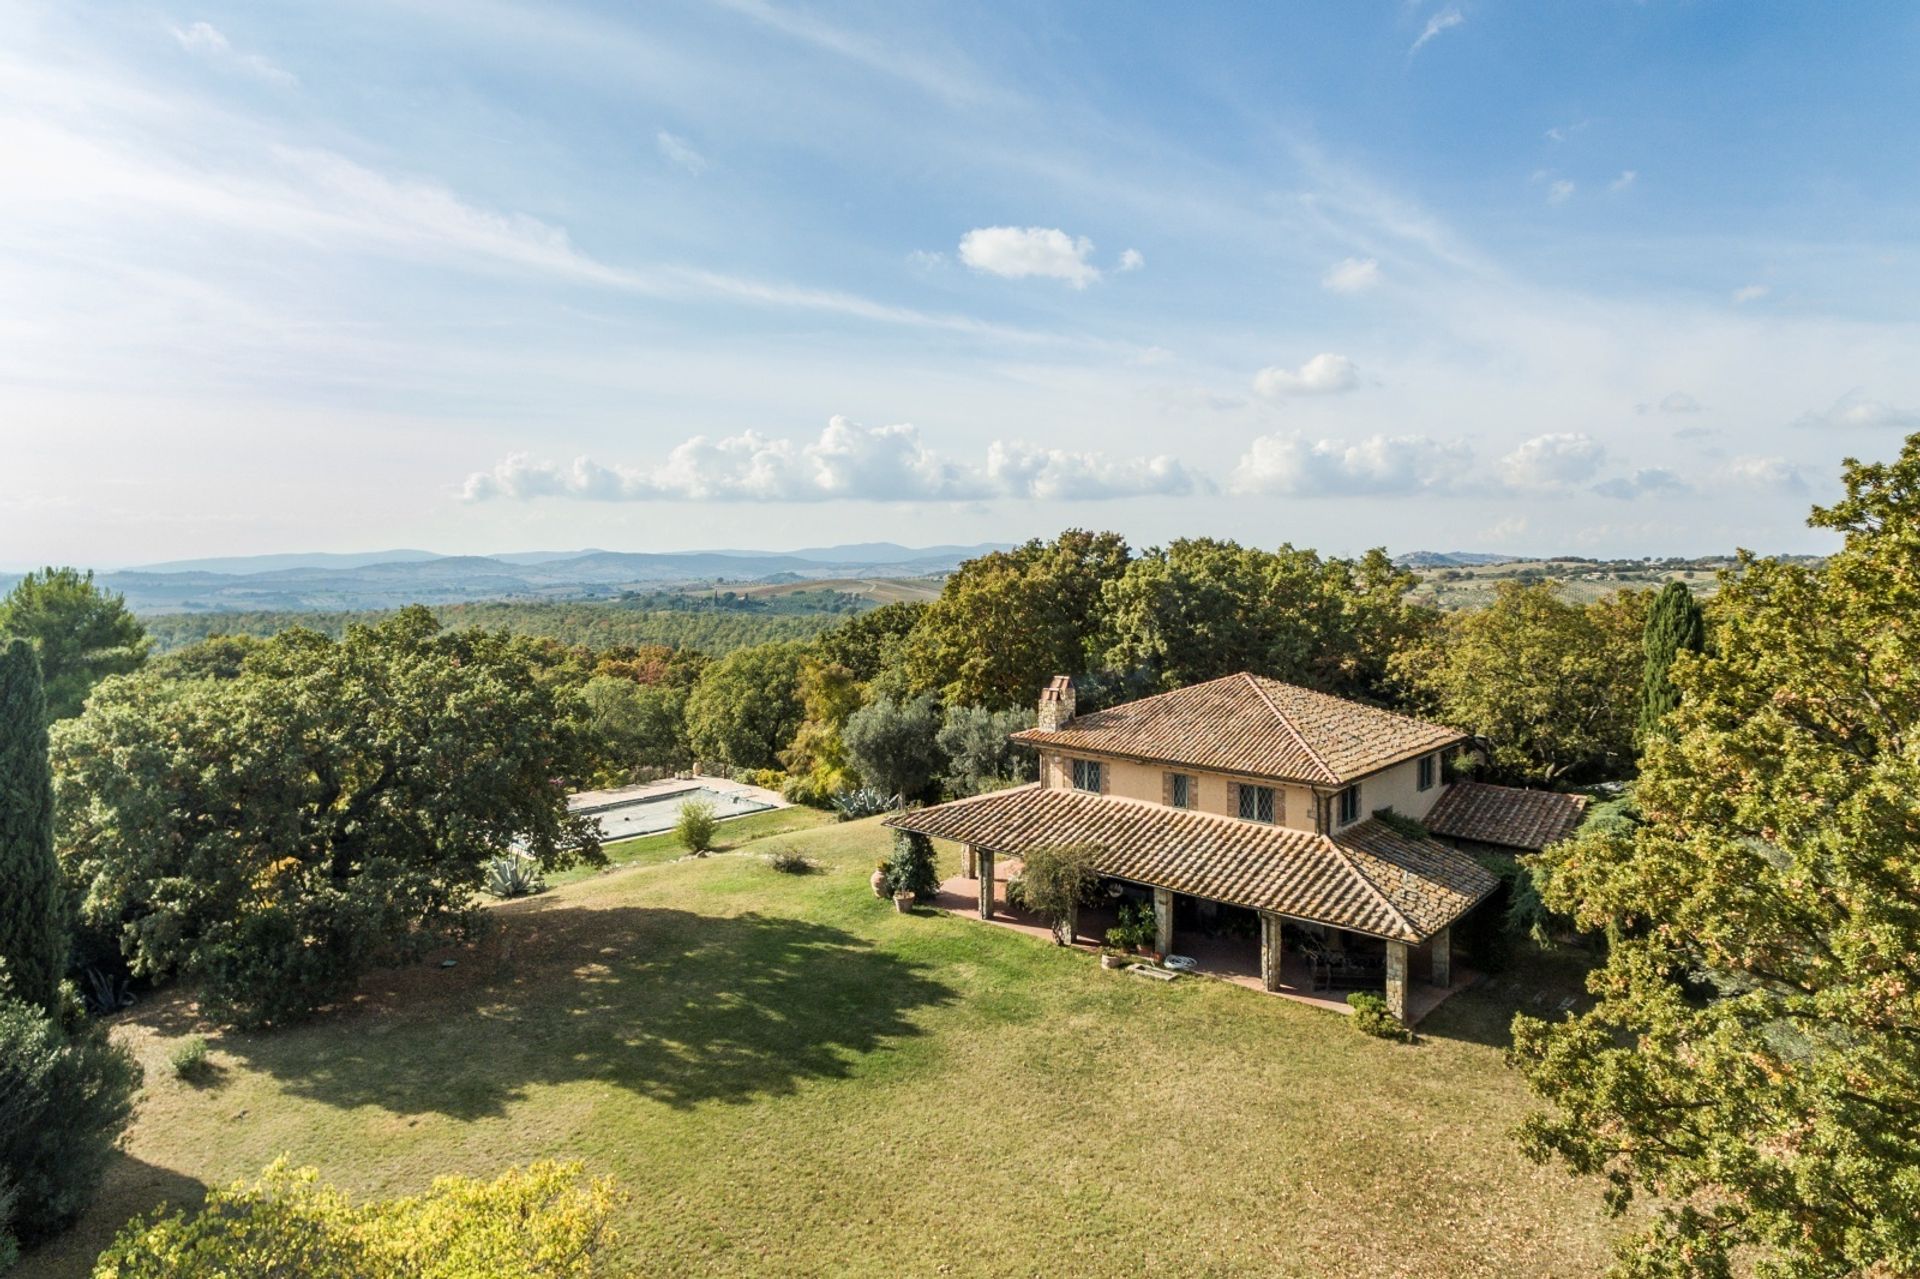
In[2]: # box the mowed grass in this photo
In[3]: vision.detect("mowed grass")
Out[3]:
[22,818,1621,1278]
[545,804,837,885]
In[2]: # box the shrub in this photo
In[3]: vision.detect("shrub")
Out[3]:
[830,787,895,821]
[483,854,545,900]
[90,1158,624,1278]
[168,1035,212,1081]
[0,988,142,1257]
[843,695,945,801]
[1104,901,1158,952]
[1013,843,1101,944]
[764,847,817,875]
[883,830,939,902]
[936,704,1037,796]
[731,767,785,790]
[1346,992,1409,1042]
[1369,807,1429,840]
[675,799,718,855]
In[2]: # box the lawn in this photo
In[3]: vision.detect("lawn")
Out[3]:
[544,803,837,885]
[21,817,1622,1278]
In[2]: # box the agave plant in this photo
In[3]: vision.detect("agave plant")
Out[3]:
[484,853,546,899]
[830,786,898,822]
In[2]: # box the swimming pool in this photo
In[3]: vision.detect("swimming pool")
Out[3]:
[575,784,777,843]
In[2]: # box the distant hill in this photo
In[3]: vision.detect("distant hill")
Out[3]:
[125,549,444,575]
[1393,550,1527,569]
[89,543,1010,614]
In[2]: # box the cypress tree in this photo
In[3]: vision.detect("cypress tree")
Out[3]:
[1636,580,1706,749]
[0,637,63,1012]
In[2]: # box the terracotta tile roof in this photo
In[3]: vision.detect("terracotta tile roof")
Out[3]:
[1424,782,1589,852]
[1009,673,1466,786]
[883,784,1498,943]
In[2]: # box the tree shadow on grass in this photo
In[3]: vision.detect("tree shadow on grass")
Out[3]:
[16,1156,207,1279]
[1416,947,1598,1049]
[219,904,955,1121]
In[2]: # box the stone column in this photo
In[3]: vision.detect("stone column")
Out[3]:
[1430,926,1451,988]
[964,844,977,880]
[1384,940,1409,1023]
[1152,887,1174,955]
[1259,912,1284,991]
[978,850,996,920]
[1061,897,1078,945]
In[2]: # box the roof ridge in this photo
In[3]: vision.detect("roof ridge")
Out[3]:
[1240,672,1339,784]
[1326,820,1418,939]
[1061,672,1241,725]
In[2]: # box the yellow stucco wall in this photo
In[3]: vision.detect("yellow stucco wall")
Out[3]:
[1038,749,1318,833]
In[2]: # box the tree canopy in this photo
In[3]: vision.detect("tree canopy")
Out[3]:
[0,639,63,1014]
[903,530,1130,709]
[1393,580,1647,783]
[0,567,148,722]
[92,1159,622,1279]
[53,607,603,1026]
[1513,437,1920,1277]
[1101,539,1429,699]
[1635,579,1706,747]
[683,641,808,771]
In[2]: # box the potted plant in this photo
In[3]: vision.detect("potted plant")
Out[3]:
[1099,948,1128,970]
[893,889,915,914]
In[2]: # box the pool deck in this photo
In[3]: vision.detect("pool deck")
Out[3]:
[567,775,789,815]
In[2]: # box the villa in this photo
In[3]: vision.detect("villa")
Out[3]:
[885,673,1587,1024]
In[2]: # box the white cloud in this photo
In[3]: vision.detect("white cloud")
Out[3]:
[1321,257,1381,293]
[1732,283,1770,304]
[655,130,708,175]
[1498,432,1605,489]
[1724,455,1807,494]
[1231,432,1473,497]
[461,417,1204,503]
[1546,179,1575,205]
[1410,7,1464,56]
[1117,248,1145,272]
[958,226,1100,288]
[1253,352,1359,397]
[171,21,296,86]
[1609,170,1638,192]
[1593,468,1690,500]
[1791,389,1920,432]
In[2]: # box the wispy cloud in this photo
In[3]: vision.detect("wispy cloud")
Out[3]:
[1409,6,1464,57]
[1593,468,1689,500]
[1732,283,1770,304]
[1609,169,1637,192]
[1117,247,1145,272]
[655,130,708,175]
[1321,256,1381,293]
[958,226,1101,287]
[462,417,1207,502]
[171,21,296,86]
[1791,389,1920,432]
[1545,179,1575,205]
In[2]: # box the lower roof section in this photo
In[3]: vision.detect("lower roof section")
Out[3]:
[1423,781,1590,852]
[883,784,1498,944]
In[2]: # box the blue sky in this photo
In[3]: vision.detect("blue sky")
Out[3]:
[4,0,1917,566]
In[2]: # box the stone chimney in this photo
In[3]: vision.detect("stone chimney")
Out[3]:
[1036,675,1076,731]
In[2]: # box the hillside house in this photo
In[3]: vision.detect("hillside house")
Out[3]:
[885,673,1587,1024]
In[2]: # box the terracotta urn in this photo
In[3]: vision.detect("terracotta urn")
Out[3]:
[870,868,889,898]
